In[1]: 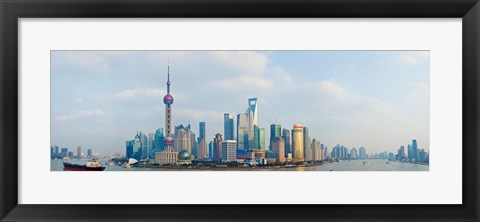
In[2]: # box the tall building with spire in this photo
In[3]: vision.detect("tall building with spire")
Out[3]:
[156,63,177,165]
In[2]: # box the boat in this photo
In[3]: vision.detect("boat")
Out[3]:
[63,158,106,171]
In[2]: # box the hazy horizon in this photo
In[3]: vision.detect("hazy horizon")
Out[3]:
[51,50,429,155]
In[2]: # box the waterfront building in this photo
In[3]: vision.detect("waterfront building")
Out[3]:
[343,146,348,159]
[270,124,282,148]
[350,147,358,159]
[324,146,328,159]
[388,152,395,160]
[87,149,92,158]
[254,125,265,150]
[221,140,237,162]
[397,146,406,160]
[198,138,208,159]
[237,113,248,150]
[199,122,206,140]
[173,124,193,153]
[213,133,223,162]
[177,149,192,165]
[208,141,214,159]
[224,114,235,140]
[312,139,321,161]
[155,147,178,166]
[53,146,59,158]
[292,124,305,162]
[282,128,291,157]
[271,136,285,162]
[60,148,68,158]
[359,146,366,159]
[412,139,419,160]
[139,132,148,159]
[419,149,427,162]
[153,128,165,151]
[303,127,311,161]
[407,144,413,160]
[320,144,325,160]
[50,146,54,158]
[68,151,74,159]
[148,132,154,154]
[76,146,82,159]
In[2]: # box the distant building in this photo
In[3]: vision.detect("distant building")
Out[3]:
[221,140,237,162]
[153,128,165,152]
[312,139,321,161]
[236,113,248,150]
[271,136,285,162]
[60,148,68,158]
[412,139,419,160]
[270,124,282,148]
[350,147,358,159]
[320,144,325,160]
[208,141,214,159]
[173,124,193,153]
[76,146,82,159]
[303,127,312,161]
[224,114,235,140]
[282,128,291,157]
[87,149,92,158]
[155,149,178,165]
[359,147,366,159]
[397,146,406,160]
[254,125,265,150]
[213,133,223,161]
[292,124,304,162]
[148,132,154,154]
[197,122,208,159]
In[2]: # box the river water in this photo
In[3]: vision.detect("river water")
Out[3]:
[51,159,428,171]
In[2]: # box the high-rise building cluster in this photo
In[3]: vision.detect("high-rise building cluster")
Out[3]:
[50,145,93,159]
[65,63,427,167]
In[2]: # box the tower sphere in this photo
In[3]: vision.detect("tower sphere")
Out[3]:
[178,149,191,160]
[163,136,174,144]
[163,94,174,105]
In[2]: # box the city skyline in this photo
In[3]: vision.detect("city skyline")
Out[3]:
[51,51,429,154]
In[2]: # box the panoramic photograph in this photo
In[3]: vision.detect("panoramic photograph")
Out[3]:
[50,51,429,171]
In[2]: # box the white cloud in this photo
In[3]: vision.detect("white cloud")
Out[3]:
[56,109,109,121]
[96,88,173,100]
[73,98,83,104]
[399,51,429,65]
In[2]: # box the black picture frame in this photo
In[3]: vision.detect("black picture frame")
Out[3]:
[1,0,479,221]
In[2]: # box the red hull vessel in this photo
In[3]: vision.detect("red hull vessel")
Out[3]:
[63,162,106,171]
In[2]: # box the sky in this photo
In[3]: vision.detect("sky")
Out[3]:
[51,51,429,154]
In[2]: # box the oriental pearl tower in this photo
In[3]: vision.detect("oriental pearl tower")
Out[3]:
[163,65,175,151]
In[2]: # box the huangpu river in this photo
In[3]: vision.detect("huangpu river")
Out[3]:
[51,159,428,171]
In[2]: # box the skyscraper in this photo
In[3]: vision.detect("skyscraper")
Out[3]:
[350,147,358,159]
[221,140,237,162]
[292,124,304,162]
[153,128,165,151]
[139,132,148,159]
[271,136,285,162]
[282,128,291,157]
[197,122,207,159]
[397,146,406,160]
[213,133,223,162]
[76,146,81,159]
[254,125,265,150]
[224,114,235,140]
[87,149,92,157]
[412,139,419,161]
[246,98,258,149]
[148,132,154,154]
[359,146,366,159]
[173,124,192,153]
[237,113,248,150]
[303,127,312,161]
[312,139,321,161]
[270,124,282,145]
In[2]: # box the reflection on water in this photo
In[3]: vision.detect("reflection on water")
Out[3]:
[51,159,428,171]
